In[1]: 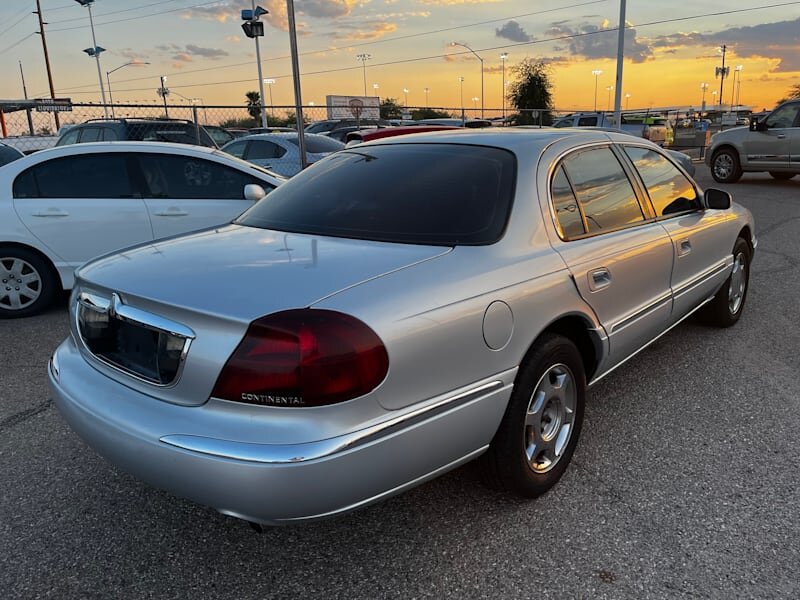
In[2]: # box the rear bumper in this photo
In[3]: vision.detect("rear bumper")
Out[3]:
[49,337,511,524]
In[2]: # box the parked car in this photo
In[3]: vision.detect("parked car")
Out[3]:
[248,126,297,134]
[321,125,380,143]
[0,142,24,167]
[0,142,284,318]
[55,118,217,148]
[706,99,800,182]
[345,125,460,146]
[203,124,236,147]
[305,119,388,134]
[221,132,345,177]
[415,118,493,128]
[49,129,755,526]
[554,112,671,146]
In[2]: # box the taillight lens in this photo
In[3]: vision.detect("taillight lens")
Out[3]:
[212,309,388,407]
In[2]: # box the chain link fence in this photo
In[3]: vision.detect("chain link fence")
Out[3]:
[1,101,720,160]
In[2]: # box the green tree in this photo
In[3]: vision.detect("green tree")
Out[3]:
[220,117,258,128]
[245,90,262,120]
[379,97,403,119]
[507,58,555,125]
[410,108,453,120]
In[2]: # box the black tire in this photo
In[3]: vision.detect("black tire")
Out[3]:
[481,333,586,497]
[710,148,743,183]
[769,171,796,181]
[0,246,57,319]
[699,237,751,328]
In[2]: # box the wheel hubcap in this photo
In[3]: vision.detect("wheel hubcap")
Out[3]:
[0,257,42,310]
[728,252,746,314]
[524,363,577,474]
[714,154,733,179]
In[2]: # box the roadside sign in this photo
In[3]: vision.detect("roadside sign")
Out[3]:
[36,98,72,113]
[326,95,380,120]
[721,113,737,126]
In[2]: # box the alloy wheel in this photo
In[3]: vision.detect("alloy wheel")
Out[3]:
[0,257,42,310]
[524,363,577,474]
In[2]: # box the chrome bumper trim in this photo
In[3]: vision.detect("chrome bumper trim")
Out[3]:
[160,379,509,464]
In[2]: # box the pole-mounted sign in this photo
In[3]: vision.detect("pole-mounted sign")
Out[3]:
[241,6,267,38]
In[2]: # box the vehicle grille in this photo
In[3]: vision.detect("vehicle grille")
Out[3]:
[76,292,194,386]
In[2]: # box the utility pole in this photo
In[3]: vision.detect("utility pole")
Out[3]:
[19,61,35,135]
[34,0,60,130]
[286,0,307,169]
[716,44,728,109]
[612,0,626,128]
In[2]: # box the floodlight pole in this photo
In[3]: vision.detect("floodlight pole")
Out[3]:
[79,0,108,117]
[613,0,626,128]
[251,0,269,128]
[286,0,307,169]
[452,42,483,118]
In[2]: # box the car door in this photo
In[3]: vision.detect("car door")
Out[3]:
[743,102,798,170]
[136,153,274,239]
[622,145,733,322]
[789,107,800,170]
[11,153,152,267]
[548,146,674,365]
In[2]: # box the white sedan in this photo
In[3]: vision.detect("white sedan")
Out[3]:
[221,132,345,177]
[1,141,284,318]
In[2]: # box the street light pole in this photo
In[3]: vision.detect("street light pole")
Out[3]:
[403,88,409,106]
[625,92,631,110]
[591,69,603,112]
[700,82,709,114]
[76,0,108,117]
[612,0,626,128]
[263,78,275,117]
[736,66,743,108]
[606,85,614,111]
[356,53,371,97]
[424,87,429,107]
[159,75,169,117]
[451,42,483,118]
[106,61,149,118]
[500,52,508,120]
[458,76,464,121]
[731,65,743,110]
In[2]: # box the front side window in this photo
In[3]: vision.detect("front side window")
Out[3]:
[12,154,133,198]
[577,116,598,126]
[562,147,644,233]
[765,103,800,129]
[56,129,80,146]
[623,146,700,217]
[137,154,273,200]
[247,141,286,160]
[237,143,516,246]
[223,140,247,159]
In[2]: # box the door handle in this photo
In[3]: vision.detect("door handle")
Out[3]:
[154,210,188,217]
[32,210,69,217]
[678,239,692,257]
[588,268,611,291]
[777,134,786,139]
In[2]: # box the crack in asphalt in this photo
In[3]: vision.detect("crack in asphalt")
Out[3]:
[756,215,800,239]
[0,399,52,432]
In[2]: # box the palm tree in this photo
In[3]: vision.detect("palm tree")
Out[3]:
[245,91,262,119]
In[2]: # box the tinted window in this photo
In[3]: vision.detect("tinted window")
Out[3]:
[553,119,573,128]
[12,154,133,198]
[562,147,643,233]
[0,144,23,167]
[56,129,80,146]
[624,146,699,217]
[237,144,516,246]
[137,154,272,199]
[578,116,598,126]
[223,140,247,159]
[128,123,215,147]
[765,103,800,129]
[102,128,118,141]
[247,140,286,159]
[79,127,101,142]
[286,135,345,154]
[551,166,585,238]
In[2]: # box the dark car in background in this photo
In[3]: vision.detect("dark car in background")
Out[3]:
[55,118,217,148]
[0,142,24,168]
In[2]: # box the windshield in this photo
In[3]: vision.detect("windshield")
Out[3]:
[236,143,516,246]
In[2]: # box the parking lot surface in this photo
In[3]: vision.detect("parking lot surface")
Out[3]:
[1,166,799,599]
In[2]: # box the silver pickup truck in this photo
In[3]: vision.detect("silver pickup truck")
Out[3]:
[553,112,671,146]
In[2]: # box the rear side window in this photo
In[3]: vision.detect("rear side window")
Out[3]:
[12,154,133,198]
[137,154,273,200]
[551,166,585,238]
[128,123,215,147]
[561,147,644,233]
[286,135,345,154]
[247,140,286,159]
[623,146,699,217]
[223,140,247,159]
[56,129,80,146]
[237,143,516,245]
[577,116,597,126]
[102,128,118,141]
[79,127,101,143]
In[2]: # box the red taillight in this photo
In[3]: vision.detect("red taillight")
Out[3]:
[211,309,389,407]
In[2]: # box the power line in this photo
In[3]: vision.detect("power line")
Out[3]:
[55,0,192,24]
[0,9,33,38]
[0,33,36,57]
[47,0,228,32]
[51,0,611,93]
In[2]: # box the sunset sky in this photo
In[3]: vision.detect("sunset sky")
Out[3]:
[1,0,798,113]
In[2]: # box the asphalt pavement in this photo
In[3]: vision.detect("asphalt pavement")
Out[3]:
[1,166,799,599]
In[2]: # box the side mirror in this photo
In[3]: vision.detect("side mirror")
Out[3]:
[244,183,267,202]
[750,118,768,132]
[704,188,731,210]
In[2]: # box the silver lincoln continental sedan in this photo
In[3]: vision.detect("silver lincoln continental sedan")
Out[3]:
[49,129,755,526]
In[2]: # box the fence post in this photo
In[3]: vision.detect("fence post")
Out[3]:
[192,105,200,143]
[0,110,7,138]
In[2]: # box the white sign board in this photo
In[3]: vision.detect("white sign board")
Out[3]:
[326,95,381,120]
[721,112,738,126]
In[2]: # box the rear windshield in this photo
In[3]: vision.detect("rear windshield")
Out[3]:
[126,123,216,147]
[236,143,516,246]
[285,135,345,154]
